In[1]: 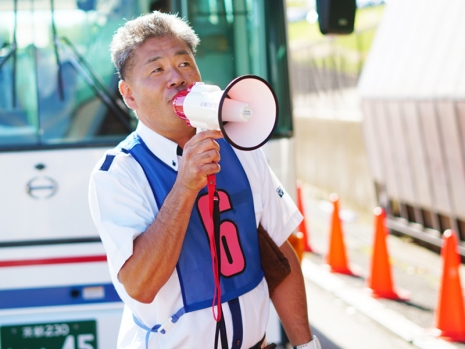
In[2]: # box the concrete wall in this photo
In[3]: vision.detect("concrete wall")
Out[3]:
[294,116,377,214]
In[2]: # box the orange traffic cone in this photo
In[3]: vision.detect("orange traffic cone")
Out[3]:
[326,193,358,275]
[288,232,305,262]
[296,181,313,252]
[367,207,410,300]
[435,229,465,342]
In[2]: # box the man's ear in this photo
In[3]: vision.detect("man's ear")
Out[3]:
[119,80,137,110]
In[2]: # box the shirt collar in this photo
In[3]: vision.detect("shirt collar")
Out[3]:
[135,121,181,171]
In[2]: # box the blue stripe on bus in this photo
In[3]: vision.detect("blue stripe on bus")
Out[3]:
[0,284,121,309]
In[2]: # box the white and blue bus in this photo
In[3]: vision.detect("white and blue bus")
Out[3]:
[0,0,295,348]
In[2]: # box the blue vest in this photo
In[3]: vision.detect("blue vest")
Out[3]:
[119,133,264,317]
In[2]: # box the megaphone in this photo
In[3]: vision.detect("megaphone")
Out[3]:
[172,75,278,151]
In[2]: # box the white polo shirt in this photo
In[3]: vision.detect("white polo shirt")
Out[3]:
[89,122,303,349]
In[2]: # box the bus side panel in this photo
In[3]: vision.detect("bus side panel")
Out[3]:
[0,148,107,242]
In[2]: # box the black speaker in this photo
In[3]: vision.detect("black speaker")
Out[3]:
[316,0,356,35]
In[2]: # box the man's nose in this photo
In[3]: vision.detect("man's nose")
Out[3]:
[168,68,186,88]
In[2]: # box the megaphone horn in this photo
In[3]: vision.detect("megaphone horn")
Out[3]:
[172,75,278,151]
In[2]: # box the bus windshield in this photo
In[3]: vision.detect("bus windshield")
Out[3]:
[0,0,139,149]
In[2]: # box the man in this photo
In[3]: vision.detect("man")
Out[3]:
[89,11,321,349]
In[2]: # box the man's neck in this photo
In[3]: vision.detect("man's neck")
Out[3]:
[163,127,195,149]
[139,120,195,149]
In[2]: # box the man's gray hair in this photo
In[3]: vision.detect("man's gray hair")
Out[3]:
[110,11,200,80]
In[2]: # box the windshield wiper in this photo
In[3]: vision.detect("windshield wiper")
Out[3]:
[56,37,133,132]
[49,0,132,132]
[50,0,64,101]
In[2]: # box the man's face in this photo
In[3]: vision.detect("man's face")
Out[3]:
[119,36,201,140]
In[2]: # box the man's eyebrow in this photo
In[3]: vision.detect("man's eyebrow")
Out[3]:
[144,50,191,65]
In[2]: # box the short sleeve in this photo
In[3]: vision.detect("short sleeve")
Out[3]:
[88,152,158,280]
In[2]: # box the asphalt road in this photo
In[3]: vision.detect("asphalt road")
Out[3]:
[304,275,417,349]
[297,185,465,349]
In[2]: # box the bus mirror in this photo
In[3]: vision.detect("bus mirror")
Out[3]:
[316,0,356,35]
[77,0,96,12]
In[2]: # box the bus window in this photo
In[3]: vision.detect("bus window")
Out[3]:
[184,0,293,138]
[0,0,140,149]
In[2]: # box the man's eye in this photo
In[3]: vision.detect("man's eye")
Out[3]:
[180,62,190,67]
[152,67,163,73]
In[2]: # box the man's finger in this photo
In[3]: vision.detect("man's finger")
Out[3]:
[194,129,223,141]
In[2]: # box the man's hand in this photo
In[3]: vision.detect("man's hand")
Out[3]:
[176,130,223,192]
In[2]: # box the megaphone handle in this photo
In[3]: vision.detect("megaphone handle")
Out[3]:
[199,125,217,206]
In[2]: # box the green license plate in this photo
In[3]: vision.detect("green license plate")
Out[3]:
[1,320,98,349]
